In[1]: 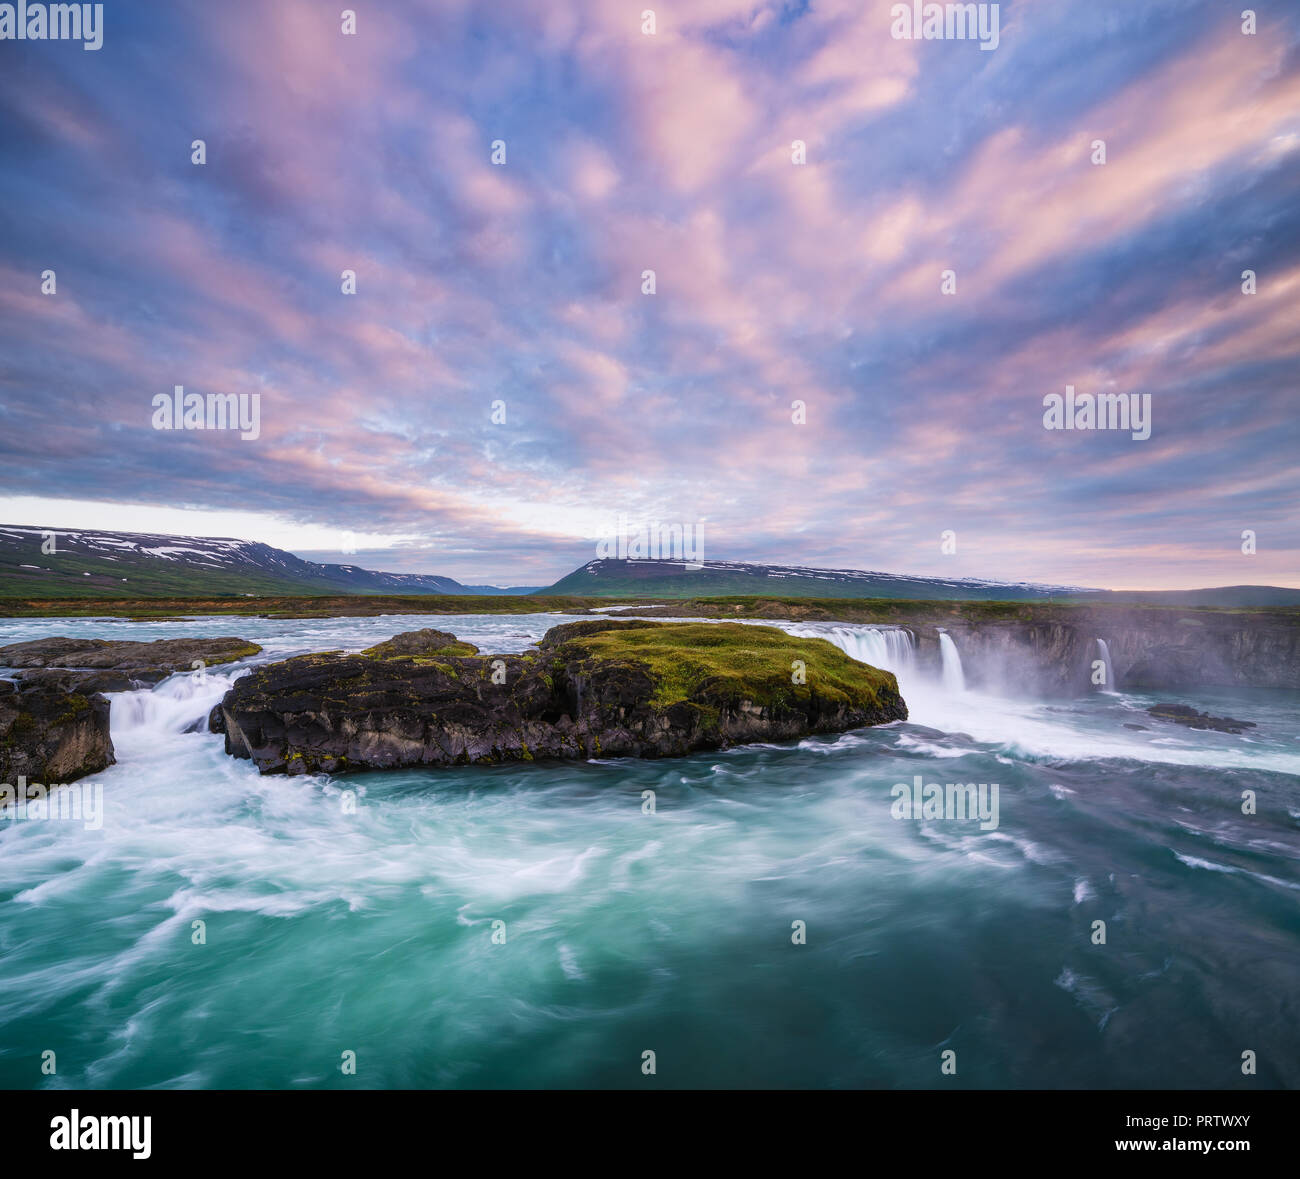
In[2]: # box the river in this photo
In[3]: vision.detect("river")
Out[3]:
[1,612,1297,1088]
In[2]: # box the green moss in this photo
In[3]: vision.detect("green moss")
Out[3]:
[51,693,93,725]
[285,749,350,773]
[555,622,898,713]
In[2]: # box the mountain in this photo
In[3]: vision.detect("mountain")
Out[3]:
[541,558,1300,607]
[541,558,1100,600]
[0,526,539,598]
[6,529,1296,608]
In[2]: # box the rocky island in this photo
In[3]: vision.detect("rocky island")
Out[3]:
[1145,703,1257,734]
[214,620,907,774]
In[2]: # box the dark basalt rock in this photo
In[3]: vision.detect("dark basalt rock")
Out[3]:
[0,636,263,693]
[537,619,661,647]
[361,629,479,658]
[216,621,907,775]
[0,679,114,786]
[1145,703,1256,734]
[896,723,974,743]
[10,667,161,693]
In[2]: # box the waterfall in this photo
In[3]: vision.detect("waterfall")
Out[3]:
[774,621,983,698]
[110,667,249,756]
[938,632,966,692]
[823,626,916,677]
[1095,638,1117,694]
[784,624,917,681]
[786,624,975,695]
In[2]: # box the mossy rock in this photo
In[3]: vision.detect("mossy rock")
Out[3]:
[216,620,905,775]
[0,680,115,784]
[363,629,479,659]
[551,621,900,714]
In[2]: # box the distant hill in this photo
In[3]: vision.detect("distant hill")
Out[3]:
[1070,585,1300,608]
[0,526,539,598]
[542,558,1300,608]
[6,530,1295,608]
[541,558,1099,600]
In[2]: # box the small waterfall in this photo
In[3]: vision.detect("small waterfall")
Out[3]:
[1094,638,1117,694]
[937,632,966,692]
[823,626,916,678]
[110,667,249,756]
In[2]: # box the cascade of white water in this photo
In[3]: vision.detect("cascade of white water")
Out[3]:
[937,632,966,692]
[1095,638,1117,694]
[885,627,917,675]
[819,626,916,678]
[110,667,249,755]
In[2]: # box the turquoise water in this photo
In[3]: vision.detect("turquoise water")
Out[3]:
[1,613,1297,1089]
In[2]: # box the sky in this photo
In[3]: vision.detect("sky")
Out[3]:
[0,0,1297,589]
